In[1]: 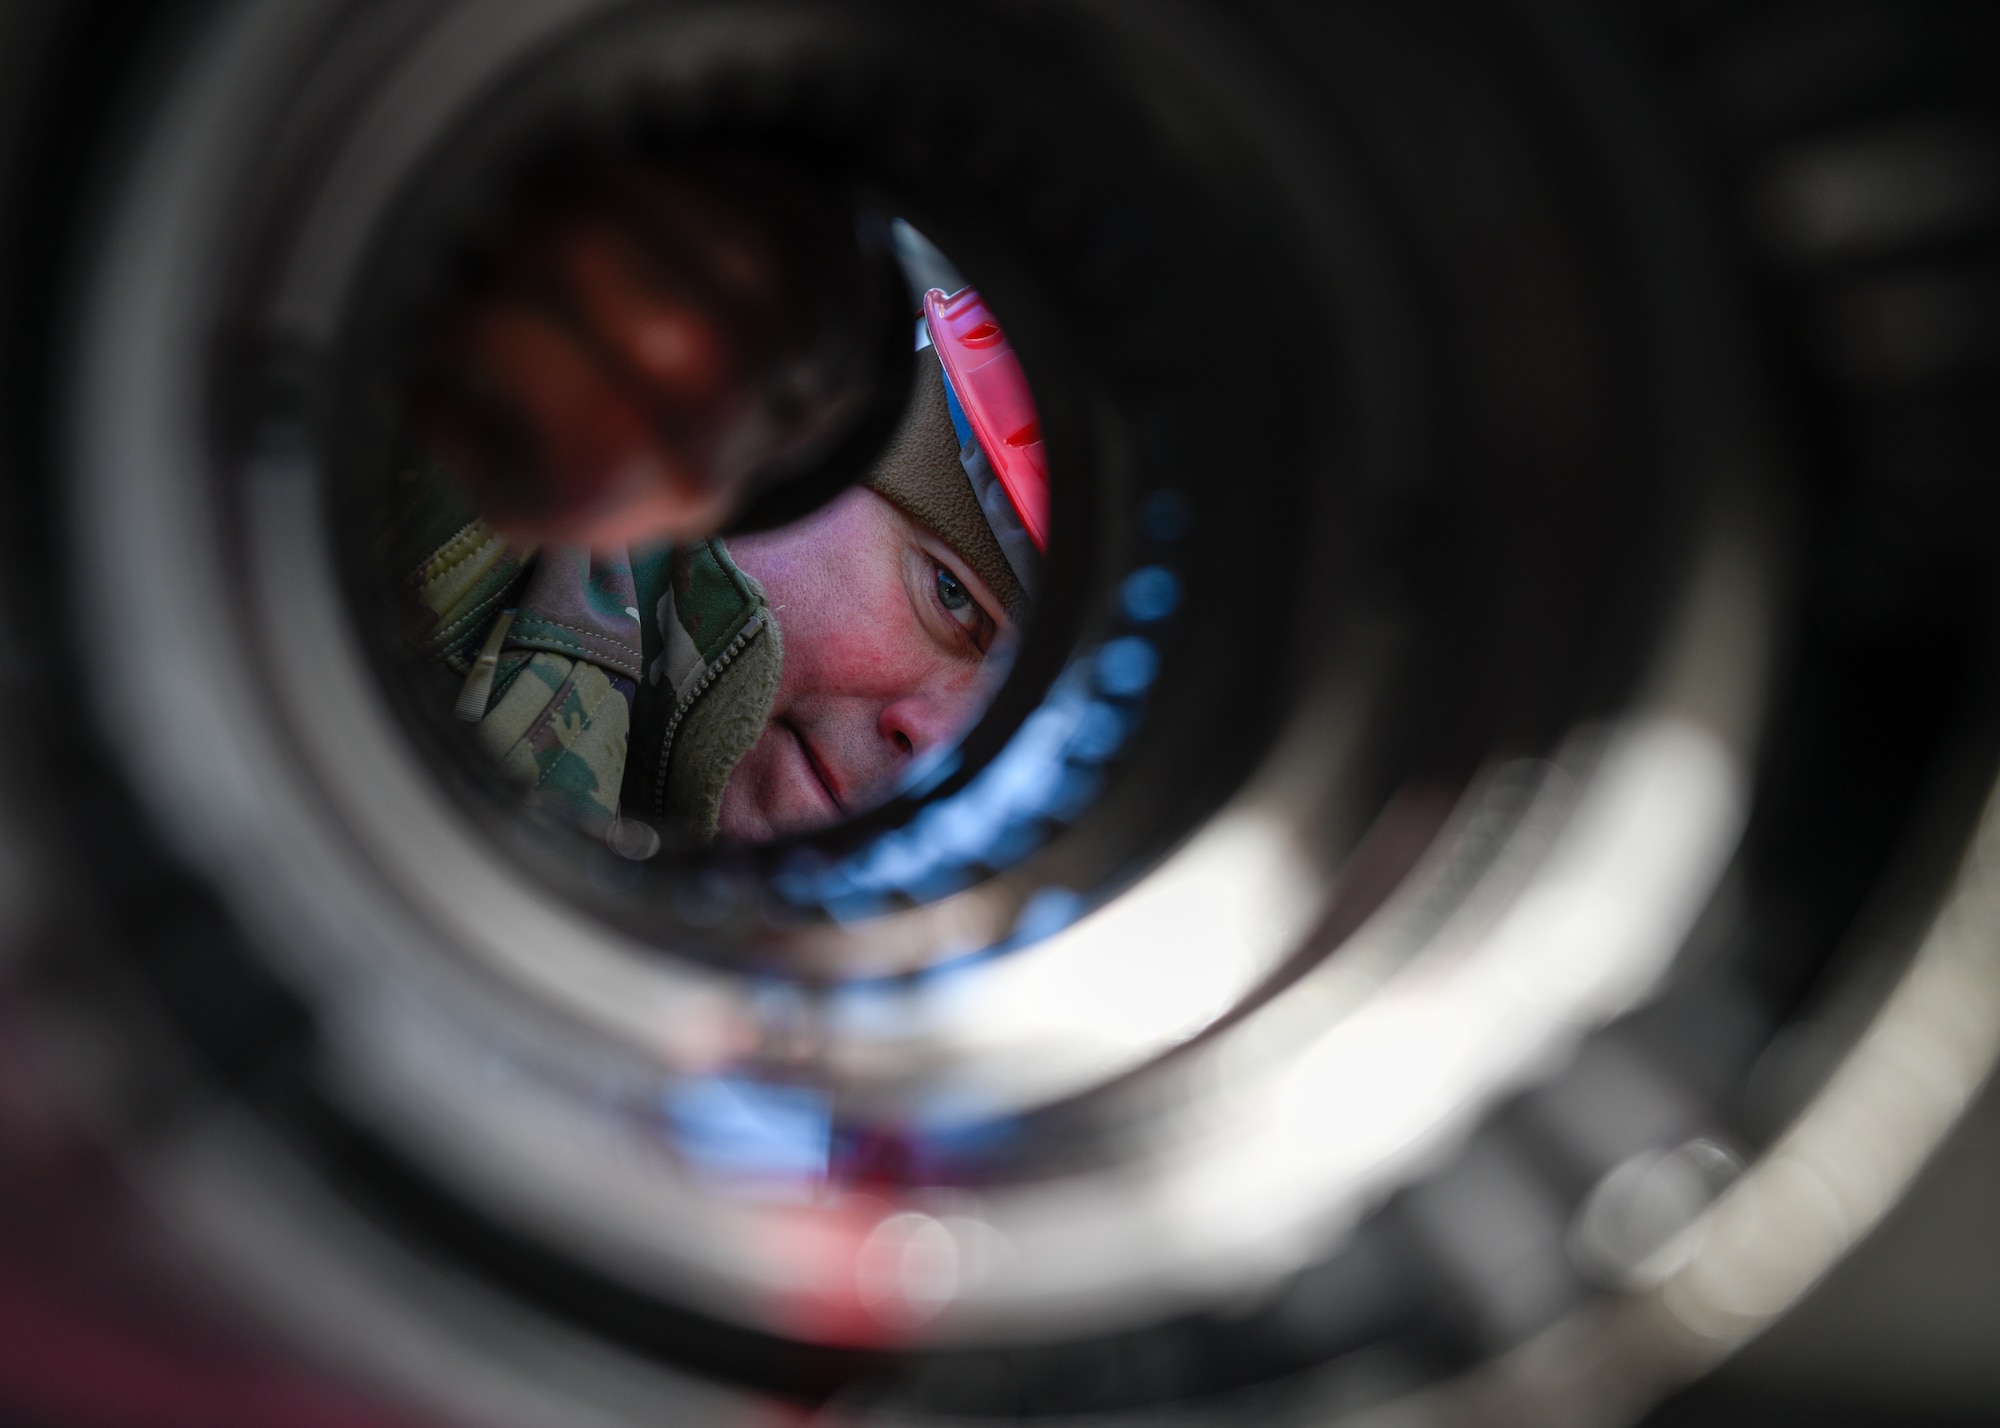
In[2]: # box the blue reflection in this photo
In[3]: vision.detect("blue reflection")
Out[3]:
[897,746,963,799]
[1070,700,1129,761]
[1097,637,1160,698]
[904,862,977,904]
[773,850,828,906]
[1045,764,1103,822]
[907,1113,1023,1181]
[1121,566,1181,623]
[1013,886,1086,941]
[826,978,913,1038]
[668,1076,832,1182]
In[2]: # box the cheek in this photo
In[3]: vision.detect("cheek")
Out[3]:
[730,491,958,703]
[714,729,778,843]
[778,568,940,698]
[780,611,905,701]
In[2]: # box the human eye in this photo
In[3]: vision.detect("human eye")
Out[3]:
[929,560,993,647]
[935,565,973,616]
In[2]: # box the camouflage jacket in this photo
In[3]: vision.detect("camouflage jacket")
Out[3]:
[385,468,783,844]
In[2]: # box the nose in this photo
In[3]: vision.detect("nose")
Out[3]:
[878,680,983,763]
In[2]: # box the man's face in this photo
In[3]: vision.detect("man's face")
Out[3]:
[716,486,1014,842]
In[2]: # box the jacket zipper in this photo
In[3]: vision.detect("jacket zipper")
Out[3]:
[650,611,766,818]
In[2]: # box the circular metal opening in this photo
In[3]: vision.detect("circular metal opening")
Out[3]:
[7,1,1999,1424]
